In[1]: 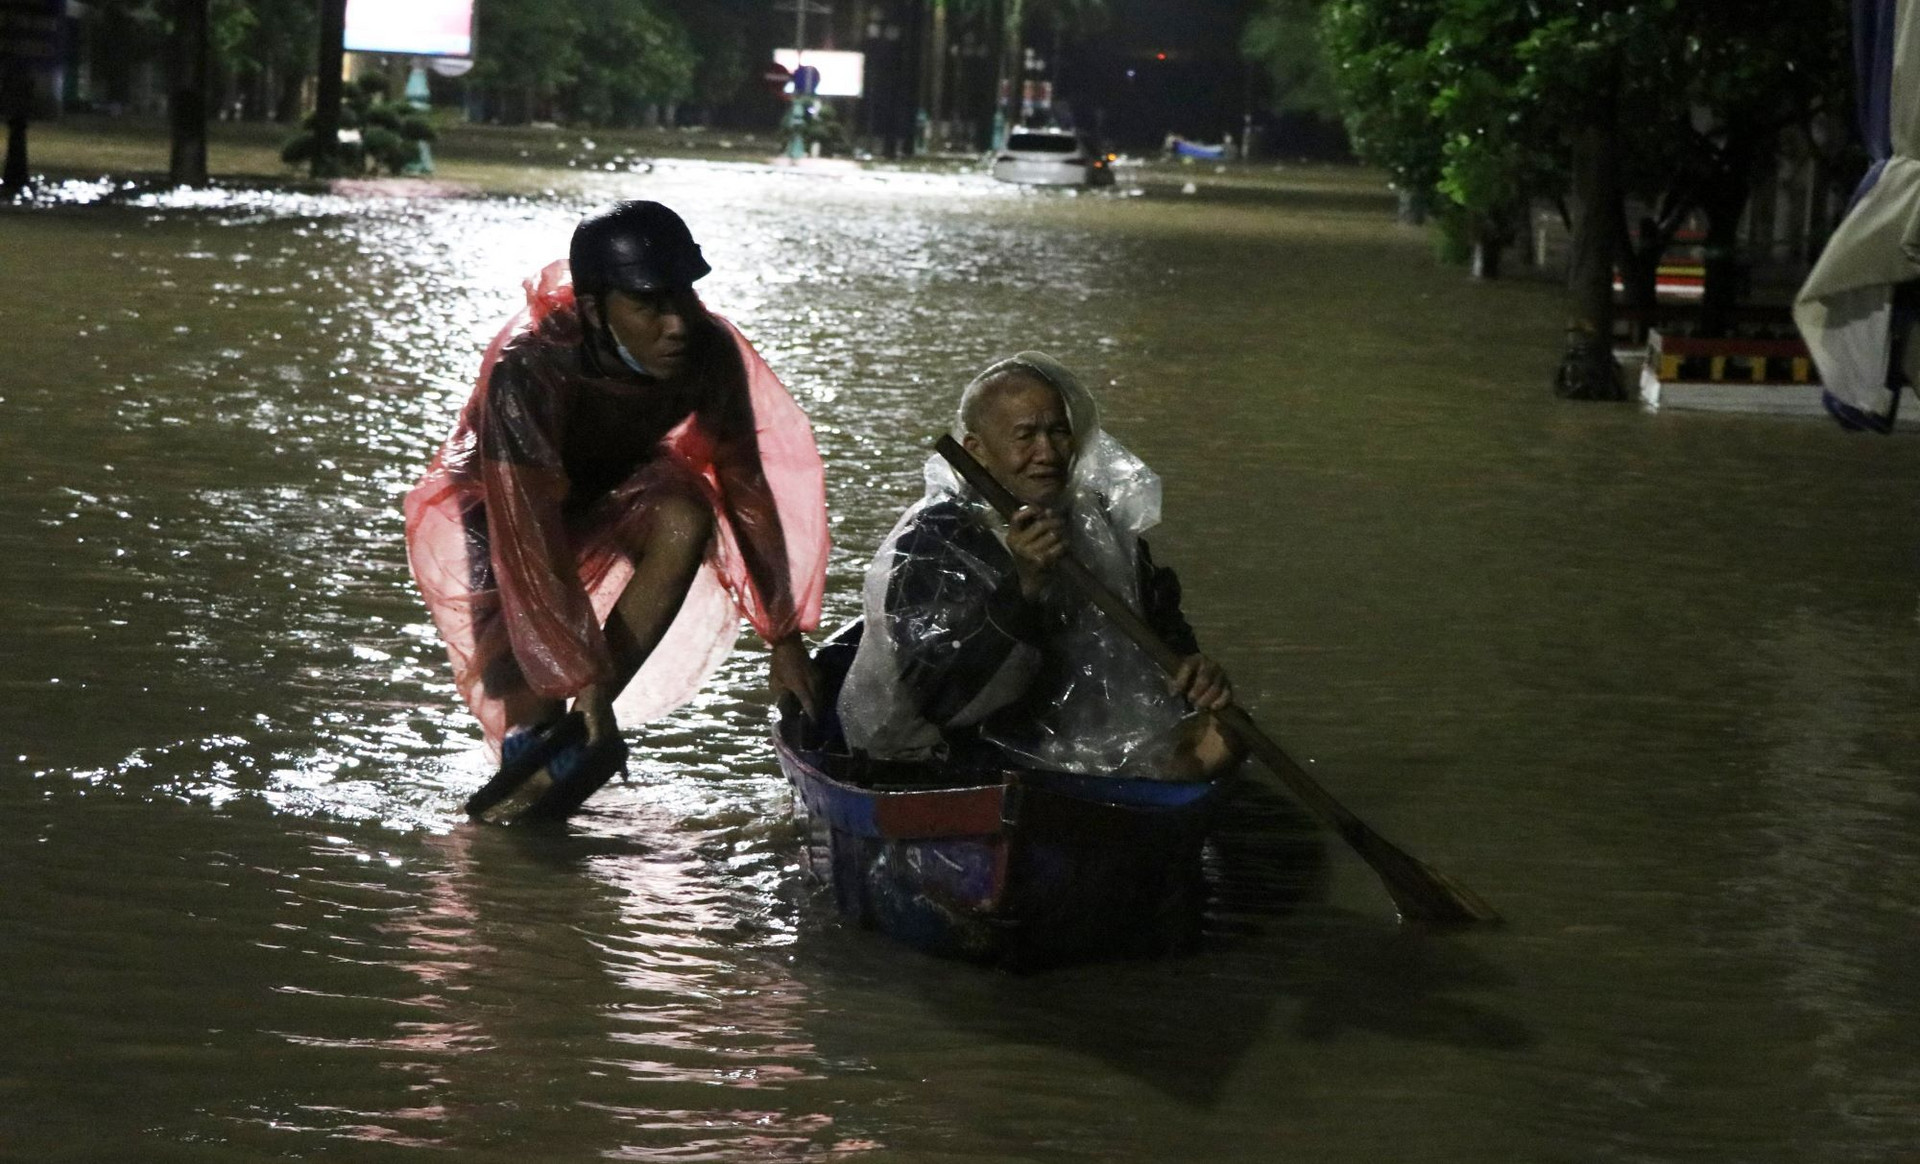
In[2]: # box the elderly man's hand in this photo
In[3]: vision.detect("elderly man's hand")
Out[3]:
[1007,505,1067,600]
[1170,653,1232,712]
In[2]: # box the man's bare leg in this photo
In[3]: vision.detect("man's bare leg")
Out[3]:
[483,644,564,737]
[483,493,712,748]
[574,493,714,738]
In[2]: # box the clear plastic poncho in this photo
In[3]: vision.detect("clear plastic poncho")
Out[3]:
[837,351,1196,777]
[404,260,828,753]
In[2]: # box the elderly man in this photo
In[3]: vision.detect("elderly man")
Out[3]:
[836,352,1240,780]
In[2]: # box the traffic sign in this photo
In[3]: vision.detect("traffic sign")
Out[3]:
[791,65,821,97]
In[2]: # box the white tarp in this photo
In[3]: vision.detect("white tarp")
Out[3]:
[1793,0,1920,431]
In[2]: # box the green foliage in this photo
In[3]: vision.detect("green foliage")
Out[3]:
[471,0,585,99]
[281,75,439,176]
[469,0,698,124]
[1314,0,1853,276]
[1320,0,1446,205]
[1241,0,1339,117]
[571,0,697,122]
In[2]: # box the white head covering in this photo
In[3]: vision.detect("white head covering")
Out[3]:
[840,351,1190,776]
[931,350,1162,547]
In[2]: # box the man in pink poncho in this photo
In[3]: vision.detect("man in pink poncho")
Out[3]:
[404,201,829,819]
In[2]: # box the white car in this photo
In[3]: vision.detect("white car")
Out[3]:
[990,129,1114,187]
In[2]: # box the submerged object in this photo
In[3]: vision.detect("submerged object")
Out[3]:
[774,623,1223,966]
[990,129,1115,188]
[1169,136,1228,161]
[464,711,629,825]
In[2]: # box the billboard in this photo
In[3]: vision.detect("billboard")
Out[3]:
[344,0,474,58]
[773,49,864,98]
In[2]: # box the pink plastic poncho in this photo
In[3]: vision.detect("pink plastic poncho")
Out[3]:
[404,260,828,751]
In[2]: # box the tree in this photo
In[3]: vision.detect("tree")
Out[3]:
[1241,0,1339,120]
[1320,0,1447,222]
[659,0,763,122]
[470,0,584,123]
[466,0,697,126]
[168,0,210,185]
[571,0,696,125]
[1310,0,1856,396]
[213,0,315,122]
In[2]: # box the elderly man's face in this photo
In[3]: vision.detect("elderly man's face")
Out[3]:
[962,373,1073,508]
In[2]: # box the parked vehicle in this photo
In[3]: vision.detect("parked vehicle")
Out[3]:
[990,128,1115,188]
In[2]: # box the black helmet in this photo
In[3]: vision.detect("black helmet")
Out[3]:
[569,201,711,297]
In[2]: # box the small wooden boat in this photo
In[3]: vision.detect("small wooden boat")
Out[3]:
[773,623,1225,966]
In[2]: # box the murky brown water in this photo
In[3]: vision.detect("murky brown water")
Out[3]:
[4,162,1918,1162]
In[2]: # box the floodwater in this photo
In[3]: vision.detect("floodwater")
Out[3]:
[3,160,1917,1163]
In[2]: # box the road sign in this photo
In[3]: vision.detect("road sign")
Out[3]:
[791,65,821,97]
[762,61,792,93]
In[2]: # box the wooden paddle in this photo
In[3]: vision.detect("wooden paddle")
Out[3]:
[935,435,1501,926]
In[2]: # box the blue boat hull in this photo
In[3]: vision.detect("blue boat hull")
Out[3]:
[774,625,1224,965]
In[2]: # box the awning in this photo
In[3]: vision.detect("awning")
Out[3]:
[1793,0,1920,432]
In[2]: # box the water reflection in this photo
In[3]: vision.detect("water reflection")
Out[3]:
[5,159,1918,1162]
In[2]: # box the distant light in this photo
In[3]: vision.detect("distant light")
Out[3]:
[1156,52,1166,61]
[344,0,473,57]
[773,49,866,98]
[1126,69,1136,78]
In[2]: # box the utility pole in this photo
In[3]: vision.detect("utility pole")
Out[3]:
[311,0,346,178]
[991,0,1022,150]
[925,0,946,151]
[168,0,210,186]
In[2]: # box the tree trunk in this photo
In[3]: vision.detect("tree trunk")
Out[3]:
[169,0,210,186]
[1471,238,1502,280]
[275,65,304,123]
[992,0,1022,148]
[1698,141,1758,337]
[311,0,346,177]
[1396,186,1427,225]
[927,0,947,145]
[1556,111,1626,400]
[2,65,29,192]
[1471,213,1513,280]
[1612,214,1668,343]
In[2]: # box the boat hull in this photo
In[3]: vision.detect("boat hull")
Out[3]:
[774,627,1221,965]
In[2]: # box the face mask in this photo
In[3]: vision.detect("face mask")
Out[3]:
[612,332,652,377]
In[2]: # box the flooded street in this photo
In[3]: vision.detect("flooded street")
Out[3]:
[4,163,1918,1161]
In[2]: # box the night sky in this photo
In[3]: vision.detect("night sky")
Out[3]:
[1056,0,1266,149]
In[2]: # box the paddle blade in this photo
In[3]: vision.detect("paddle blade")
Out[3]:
[1344,822,1503,926]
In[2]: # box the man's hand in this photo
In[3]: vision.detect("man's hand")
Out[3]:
[575,681,619,746]
[769,635,821,719]
[1169,653,1232,712]
[1006,505,1068,600]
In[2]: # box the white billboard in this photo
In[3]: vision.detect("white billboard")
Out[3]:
[773,49,865,98]
[344,0,475,58]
